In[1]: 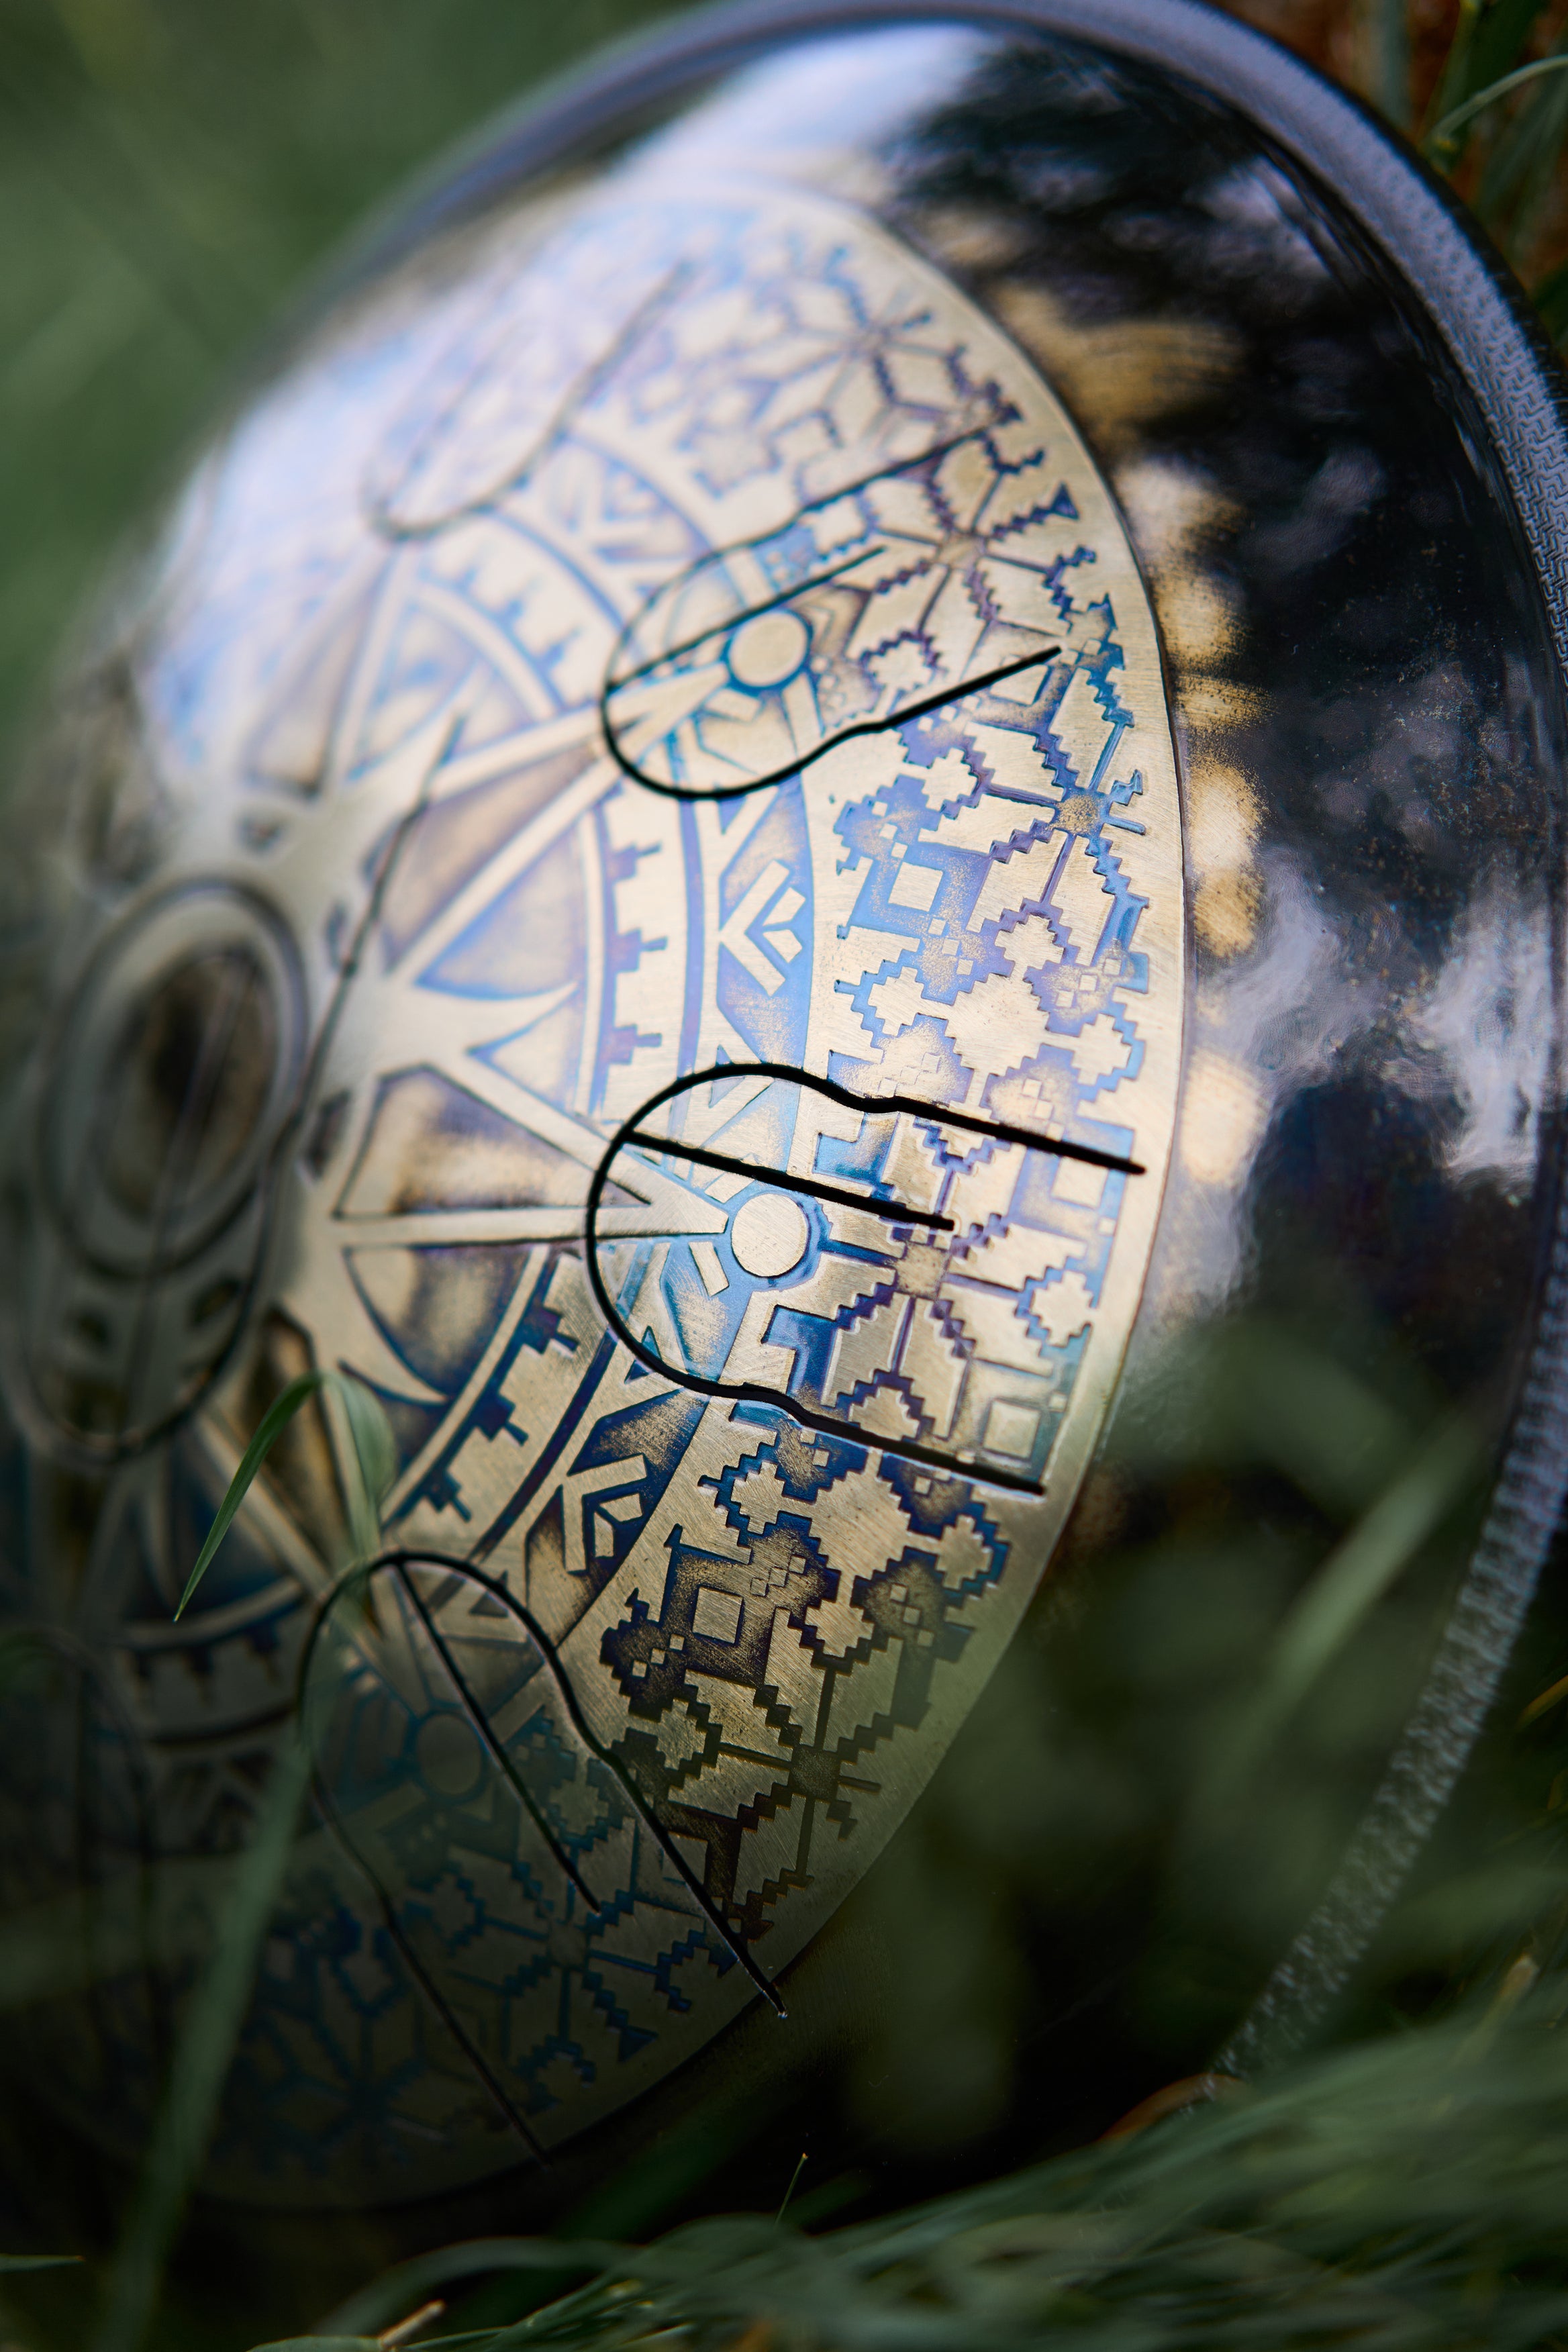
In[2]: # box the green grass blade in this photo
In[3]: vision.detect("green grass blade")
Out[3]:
[337,1371,399,1564]
[1426,0,1547,165]
[240,1986,1568,2351]
[320,2243,623,2340]
[246,2340,380,2351]
[1426,0,1483,150]
[172,1373,326,1619]
[91,1729,313,2352]
[1468,0,1551,91]
[173,1369,394,1618]
[1186,1409,1485,1834]
[1428,50,1568,149]
[1248,1408,1483,1722]
[1475,32,1568,238]
[92,1365,395,2343]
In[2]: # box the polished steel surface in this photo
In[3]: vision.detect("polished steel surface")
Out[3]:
[1,13,1563,2216]
[1,89,1182,2198]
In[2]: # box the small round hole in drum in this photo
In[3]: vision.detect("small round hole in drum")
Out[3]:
[587,1061,1141,1496]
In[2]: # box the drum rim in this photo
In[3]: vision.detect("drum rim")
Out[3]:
[316,0,1568,2070]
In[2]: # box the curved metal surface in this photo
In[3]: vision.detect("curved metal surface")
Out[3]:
[3,0,1567,2211]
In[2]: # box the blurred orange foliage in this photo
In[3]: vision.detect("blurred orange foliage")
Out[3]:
[1219,0,1568,286]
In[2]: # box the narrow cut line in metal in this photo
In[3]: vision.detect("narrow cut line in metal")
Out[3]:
[602,644,1063,801]
[316,1778,552,2165]
[297,1557,787,2024]
[605,420,992,674]
[605,544,892,691]
[585,1206,1048,1494]
[619,1128,957,1232]
[293,1575,555,2163]
[395,1563,603,1912]
[585,1057,1142,1491]
[609,1059,1144,1181]
[425,1560,789,2020]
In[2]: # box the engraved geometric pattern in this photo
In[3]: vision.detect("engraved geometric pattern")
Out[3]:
[6,164,1184,2202]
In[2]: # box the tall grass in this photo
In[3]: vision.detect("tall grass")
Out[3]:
[247,1981,1568,2351]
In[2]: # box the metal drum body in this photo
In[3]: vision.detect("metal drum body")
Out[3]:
[2,0,1567,2231]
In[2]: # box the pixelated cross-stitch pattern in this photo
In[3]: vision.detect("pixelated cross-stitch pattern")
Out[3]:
[3,144,1183,2200]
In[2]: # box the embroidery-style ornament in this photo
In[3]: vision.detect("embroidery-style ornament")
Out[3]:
[602,437,1078,796]
[588,1062,1142,1490]
[9,166,1184,2200]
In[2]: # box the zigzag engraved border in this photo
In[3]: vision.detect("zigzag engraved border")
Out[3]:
[330,0,1568,2072]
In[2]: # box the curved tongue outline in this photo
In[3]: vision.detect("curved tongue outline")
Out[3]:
[587,1061,1142,1496]
[601,433,1069,797]
[301,1557,780,2159]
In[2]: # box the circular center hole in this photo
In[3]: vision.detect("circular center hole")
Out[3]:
[730,1191,810,1279]
[726,607,810,691]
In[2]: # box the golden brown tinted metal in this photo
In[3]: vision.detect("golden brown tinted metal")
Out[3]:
[5,143,1183,2196]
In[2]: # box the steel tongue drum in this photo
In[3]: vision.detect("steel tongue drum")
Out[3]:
[4,0,1568,2218]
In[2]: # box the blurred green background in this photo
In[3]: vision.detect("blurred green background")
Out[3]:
[0,0,676,765]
